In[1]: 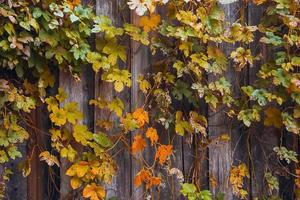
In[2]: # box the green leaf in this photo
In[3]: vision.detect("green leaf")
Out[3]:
[70,13,79,23]
[93,132,112,148]
[238,108,261,127]
[7,146,22,159]
[260,32,283,46]
[291,57,300,67]
[181,183,197,195]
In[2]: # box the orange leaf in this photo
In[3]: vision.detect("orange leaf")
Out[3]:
[155,145,173,165]
[66,0,81,10]
[132,134,146,154]
[296,169,300,188]
[134,169,151,187]
[252,0,266,5]
[139,14,161,32]
[83,183,105,200]
[146,176,161,189]
[145,127,158,146]
[132,108,149,128]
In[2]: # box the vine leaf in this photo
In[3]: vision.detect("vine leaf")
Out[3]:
[132,108,149,128]
[70,177,82,190]
[132,134,146,154]
[145,127,158,146]
[83,183,106,200]
[264,107,283,129]
[139,14,161,32]
[39,151,60,167]
[155,145,173,165]
[73,124,93,145]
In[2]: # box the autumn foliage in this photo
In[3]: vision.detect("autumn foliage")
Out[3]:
[0,0,300,200]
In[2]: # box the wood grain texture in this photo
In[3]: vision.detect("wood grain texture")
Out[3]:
[248,3,281,199]
[94,1,131,199]
[59,66,93,200]
[130,12,151,200]
[6,144,27,200]
[27,108,46,200]
[208,2,249,199]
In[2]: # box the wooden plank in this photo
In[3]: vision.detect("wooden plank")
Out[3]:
[208,2,249,199]
[27,108,46,200]
[247,2,280,199]
[279,132,297,199]
[59,0,94,198]
[6,143,27,200]
[59,65,93,199]
[130,12,151,200]
[186,102,209,190]
[94,0,131,199]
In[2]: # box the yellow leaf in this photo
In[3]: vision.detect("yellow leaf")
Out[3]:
[39,151,59,167]
[66,161,89,178]
[39,67,55,88]
[45,96,58,112]
[55,87,68,103]
[139,14,161,32]
[64,102,83,124]
[219,134,230,141]
[145,127,158,146]
[230,163,249,199]
[83,183,105,200]
[49,107,67,126]
[138,75,151,94]
[49,128,61,141]
[60,145,77,162]
[70,177,82,189]
[264,107,282,129]
[73,124,93,145]
[114,80,124,92]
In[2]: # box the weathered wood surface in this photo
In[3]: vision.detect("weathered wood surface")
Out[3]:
[208,2,249,199]
[4,1,300,200]
[130,11,152,200]
[95,0,131,199]
[59,64,93,199]
[248,2,280,199]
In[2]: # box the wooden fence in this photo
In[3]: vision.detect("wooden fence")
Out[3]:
[2,1,298,200]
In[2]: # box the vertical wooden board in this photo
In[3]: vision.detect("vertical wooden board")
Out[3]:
[157,99,183,199]
[248,3,280,199]
[6,144,27,200]
[27,108,47,200]
[59,66,93,200]
[187,102,209,190]
[94,0,131,199]
[58,0,94,198]
[208,2,250,199]
[148,7,184,195]
[279,132,297,199]
[130,13,151,200]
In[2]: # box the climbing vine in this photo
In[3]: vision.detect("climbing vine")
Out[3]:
[0,0,299,199]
